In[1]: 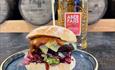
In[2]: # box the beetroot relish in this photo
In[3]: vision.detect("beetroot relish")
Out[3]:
[23,45,73,65]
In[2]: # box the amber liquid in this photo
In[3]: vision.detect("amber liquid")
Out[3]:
[57,0,74,26]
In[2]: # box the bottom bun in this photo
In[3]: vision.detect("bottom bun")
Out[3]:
[25,63,71,70]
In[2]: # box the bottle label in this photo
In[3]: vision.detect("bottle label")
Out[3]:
[65,12,81,36]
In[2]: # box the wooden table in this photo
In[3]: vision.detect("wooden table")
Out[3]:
[0,19,115,32]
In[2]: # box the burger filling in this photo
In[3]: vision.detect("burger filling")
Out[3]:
[23,36,76,65]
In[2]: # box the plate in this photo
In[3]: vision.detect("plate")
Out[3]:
[0,49,98,70]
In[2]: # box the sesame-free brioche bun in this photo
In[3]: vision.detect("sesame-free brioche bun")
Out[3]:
[27,25,77,42]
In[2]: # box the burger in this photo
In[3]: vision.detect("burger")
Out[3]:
[23,26,77,70]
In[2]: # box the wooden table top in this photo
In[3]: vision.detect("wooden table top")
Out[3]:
[0,19,115,32]
[0,33,115,70]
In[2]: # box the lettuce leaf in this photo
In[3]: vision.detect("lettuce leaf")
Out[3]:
[44,56,60,65]
[71,43,77,50]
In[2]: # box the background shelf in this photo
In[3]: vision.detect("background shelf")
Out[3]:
[0,19,115,32]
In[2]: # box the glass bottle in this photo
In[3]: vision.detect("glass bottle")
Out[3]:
[57,0,88,49]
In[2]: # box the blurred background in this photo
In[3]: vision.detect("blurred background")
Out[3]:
[0,0,115,70]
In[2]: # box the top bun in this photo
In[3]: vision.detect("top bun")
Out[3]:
[27,25,77,42]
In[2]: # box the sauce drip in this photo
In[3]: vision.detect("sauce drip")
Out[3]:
[45,63,50,70]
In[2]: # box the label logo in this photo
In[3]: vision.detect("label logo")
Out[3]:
[65,12,81,36]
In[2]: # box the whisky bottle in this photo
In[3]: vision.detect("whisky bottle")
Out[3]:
[57,0,88,49]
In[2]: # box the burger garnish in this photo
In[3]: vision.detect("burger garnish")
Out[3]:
[23,26,77,66]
